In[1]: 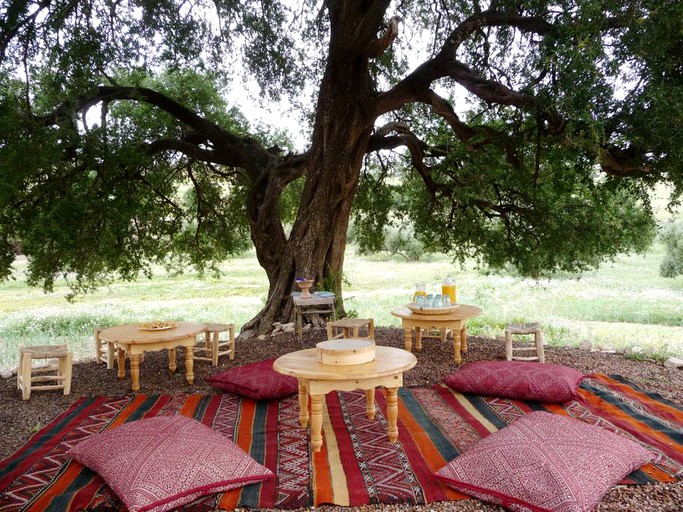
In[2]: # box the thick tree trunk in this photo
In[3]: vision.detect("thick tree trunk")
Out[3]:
[241,3,382,337]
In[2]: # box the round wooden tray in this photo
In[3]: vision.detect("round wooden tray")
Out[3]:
[316,339,376,365]
[138,321,177,331]
[407,303,459,315]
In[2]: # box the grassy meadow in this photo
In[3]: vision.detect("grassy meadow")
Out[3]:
[0,241,681,370]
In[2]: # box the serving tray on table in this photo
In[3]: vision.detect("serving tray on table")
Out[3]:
[407,304,459,315]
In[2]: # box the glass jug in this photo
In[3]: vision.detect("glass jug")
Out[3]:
[442,277,456,304]
[413,283,427,303]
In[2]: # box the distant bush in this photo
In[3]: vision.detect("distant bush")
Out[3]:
[659,221,683,278]
[352,223,430,262]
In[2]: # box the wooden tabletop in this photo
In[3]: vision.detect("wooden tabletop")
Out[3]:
[99,321,207,345]
[391,304,483,321]
[274,345,417,381]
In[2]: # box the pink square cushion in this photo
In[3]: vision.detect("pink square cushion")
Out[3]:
[205,358,298,400]
[443,361,585,403]
[435,411,654,512]
[69,415,274,512]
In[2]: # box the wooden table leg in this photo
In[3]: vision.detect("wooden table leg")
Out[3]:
[310,394,324,452]
[365,388,375,419]
[403,328,412,352]
[415,328,423,351]
[386,387,399,443]
[295,306,302,342]
[452,335,462,364]
[168,348,177,373]
[117,347,126,379]
[130,354,141,392]
[460,326,468,353]
[298,380,309,427]
[184,345,194,385]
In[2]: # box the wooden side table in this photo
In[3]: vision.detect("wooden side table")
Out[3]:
[292,293,336,342]
[273,345,417,452]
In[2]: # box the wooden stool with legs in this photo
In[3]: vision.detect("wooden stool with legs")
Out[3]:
[194,323,236,366]
[326,318,375,341]
[17,344,73,400]
[504,322,545,363]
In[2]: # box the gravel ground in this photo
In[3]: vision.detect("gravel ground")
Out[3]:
[1,326,681,511]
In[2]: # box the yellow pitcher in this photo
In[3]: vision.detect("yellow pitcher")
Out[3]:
[442,277,456,304]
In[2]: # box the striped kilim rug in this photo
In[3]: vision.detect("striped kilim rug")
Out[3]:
[1,374,681,511]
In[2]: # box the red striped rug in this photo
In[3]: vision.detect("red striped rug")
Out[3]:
[1,374,681,510]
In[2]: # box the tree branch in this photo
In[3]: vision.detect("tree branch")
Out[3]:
[374,10,552,117]
[35,85,312,180]
[437,10,553,61]
[364,15,401,58]
[445,61,537,107]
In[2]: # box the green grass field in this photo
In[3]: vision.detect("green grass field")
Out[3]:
[0,241,681,370]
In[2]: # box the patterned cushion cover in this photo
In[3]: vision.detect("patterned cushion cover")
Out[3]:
[205,358,298,400]
[443,361,585,403]
[69,415,273,512]
[435,411,653,512]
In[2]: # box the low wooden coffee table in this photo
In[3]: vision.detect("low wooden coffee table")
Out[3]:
[273,345,417,452]
[99,321,206,392]
[391,305,483,363]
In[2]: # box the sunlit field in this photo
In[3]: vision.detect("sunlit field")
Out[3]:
[0,241,681,370]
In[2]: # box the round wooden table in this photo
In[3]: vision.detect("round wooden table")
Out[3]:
[391,305,483,363]
[273,345,417,452]
[99,321,206,392]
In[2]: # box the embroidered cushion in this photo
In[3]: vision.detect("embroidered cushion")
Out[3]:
[443,360,585,403]
[435,411,653,512]
[205,358,298,400]
[69,415,273,512]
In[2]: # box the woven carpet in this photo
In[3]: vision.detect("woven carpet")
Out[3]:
[1,374,681,511]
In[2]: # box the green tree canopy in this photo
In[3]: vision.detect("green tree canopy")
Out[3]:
[1,0,681,333]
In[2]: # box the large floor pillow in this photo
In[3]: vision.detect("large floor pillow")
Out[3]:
[69,415,274,512]
[205,358,299,400]
[443,360,585,403]
[435,411,653,512]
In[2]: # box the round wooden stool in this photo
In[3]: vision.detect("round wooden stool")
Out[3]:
[17,344,73,400]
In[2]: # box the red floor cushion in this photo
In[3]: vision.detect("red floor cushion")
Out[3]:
[69,415,273,512]
[205,358,298,400]
[435,411,653,512]
[443,360,585,403]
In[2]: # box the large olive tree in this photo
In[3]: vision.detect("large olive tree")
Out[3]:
[1,1,681,335]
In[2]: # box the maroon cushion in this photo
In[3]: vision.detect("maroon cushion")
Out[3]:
[443,361,585,403]
[205,358,298,400]
[435,411,653,512]
[69,415,273,512]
